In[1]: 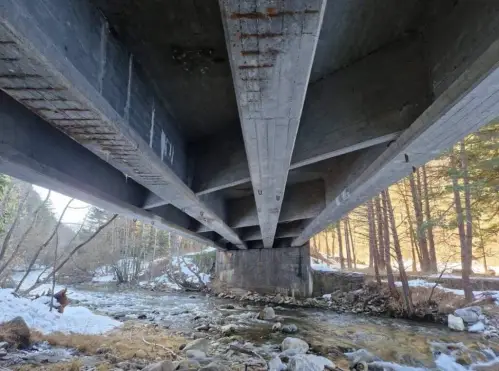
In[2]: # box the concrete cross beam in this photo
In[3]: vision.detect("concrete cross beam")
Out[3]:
[293,38,499,246]
[0,0,245,248]
[192,36,428,196]
[219,0,327,247]
[0,91,219,248]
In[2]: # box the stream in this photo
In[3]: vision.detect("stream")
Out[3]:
[68,284,499,370]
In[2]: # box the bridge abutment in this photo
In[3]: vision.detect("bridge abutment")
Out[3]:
[215,244,313,298]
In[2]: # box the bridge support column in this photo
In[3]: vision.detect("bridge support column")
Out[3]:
[215,244,313,298]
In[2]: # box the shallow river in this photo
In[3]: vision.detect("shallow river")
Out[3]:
[71,285,499,370]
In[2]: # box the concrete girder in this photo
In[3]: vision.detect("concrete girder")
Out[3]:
[0,91,220,248]
[219,0,327,247]
[293,33,499,246]
[0,0,245,248]
[192,36,429,197]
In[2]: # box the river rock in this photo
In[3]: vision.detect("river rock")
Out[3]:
[288,354,335,371]
[281,337,309,354]
[0,341,8,349]
[142,360,175,371]
[183,338,210,353]
[268,356,286,371]
[0,316,31,349]
[199,361,230,371]
[282,324,298,334]
[186,349,206,359]
[454,306,481,324]
[221,324,236,335]
[196,324,210,331]
[345,349,379,363]
[448,314,465,331]
[468,321,486,333]
[258,306,276,320]
[272,322,282,332]
[174,359,201,369]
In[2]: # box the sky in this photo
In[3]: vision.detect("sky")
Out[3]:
[33,185,90,225]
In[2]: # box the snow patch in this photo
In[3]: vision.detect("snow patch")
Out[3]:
[0,289,121,335]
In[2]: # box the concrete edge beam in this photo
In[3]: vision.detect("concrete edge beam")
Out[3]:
[0,91,220,248]
[0,0,245,248]
[293,37,499,246]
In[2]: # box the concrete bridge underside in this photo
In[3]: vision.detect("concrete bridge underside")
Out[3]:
[1,1,499,295]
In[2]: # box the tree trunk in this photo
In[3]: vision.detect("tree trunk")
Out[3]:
[385,190,413,313]
[344,219,352,269]
[421,166,438,272]
[336,222,344,269]
[14,198,74,293]
[400,180,422,271]
[374,196,386,271]
[347,218,357,269]
[409,172,431,272]
[325,230,331,259]
[451,151,473,302]
[461,142,474,301]
[381,191,396,292]
[0,188,30,263]
[331,228,336,258]
[0,191,51,276]
[367,200,381,284]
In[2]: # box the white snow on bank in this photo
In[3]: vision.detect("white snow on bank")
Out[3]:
[0,289,121,335]
[393,279,499,304]
[92,274,116,283]
[310,258,340,272]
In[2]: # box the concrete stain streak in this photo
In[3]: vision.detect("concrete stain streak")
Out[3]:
[149,99,155,148]
[124,53,133,122]
[98,18,108,94]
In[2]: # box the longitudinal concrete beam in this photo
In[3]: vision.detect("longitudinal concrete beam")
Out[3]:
[0,0,244,248]
[193,37,428,196]
[0,91,219,248]
[220,0,327,247]
[293,36,499,246]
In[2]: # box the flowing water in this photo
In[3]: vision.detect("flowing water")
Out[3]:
[71,285,499,370]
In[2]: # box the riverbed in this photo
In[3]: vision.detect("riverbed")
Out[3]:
[68,284,499,370]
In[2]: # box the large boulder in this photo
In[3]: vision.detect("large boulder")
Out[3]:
[258,306,276,320]
[288,354,335,371]
[0,317,31,349]
[183,338,210,353]
[281,337,309,354]
[142,360,175,371]
[454,306,481,324]
[448,314,465,331]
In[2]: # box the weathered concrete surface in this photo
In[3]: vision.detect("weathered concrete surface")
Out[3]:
[216,244,313,298]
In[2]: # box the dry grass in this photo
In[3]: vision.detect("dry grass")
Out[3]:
[32,322,185,362]
[15,360,83,371]
[409,286,467,313]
